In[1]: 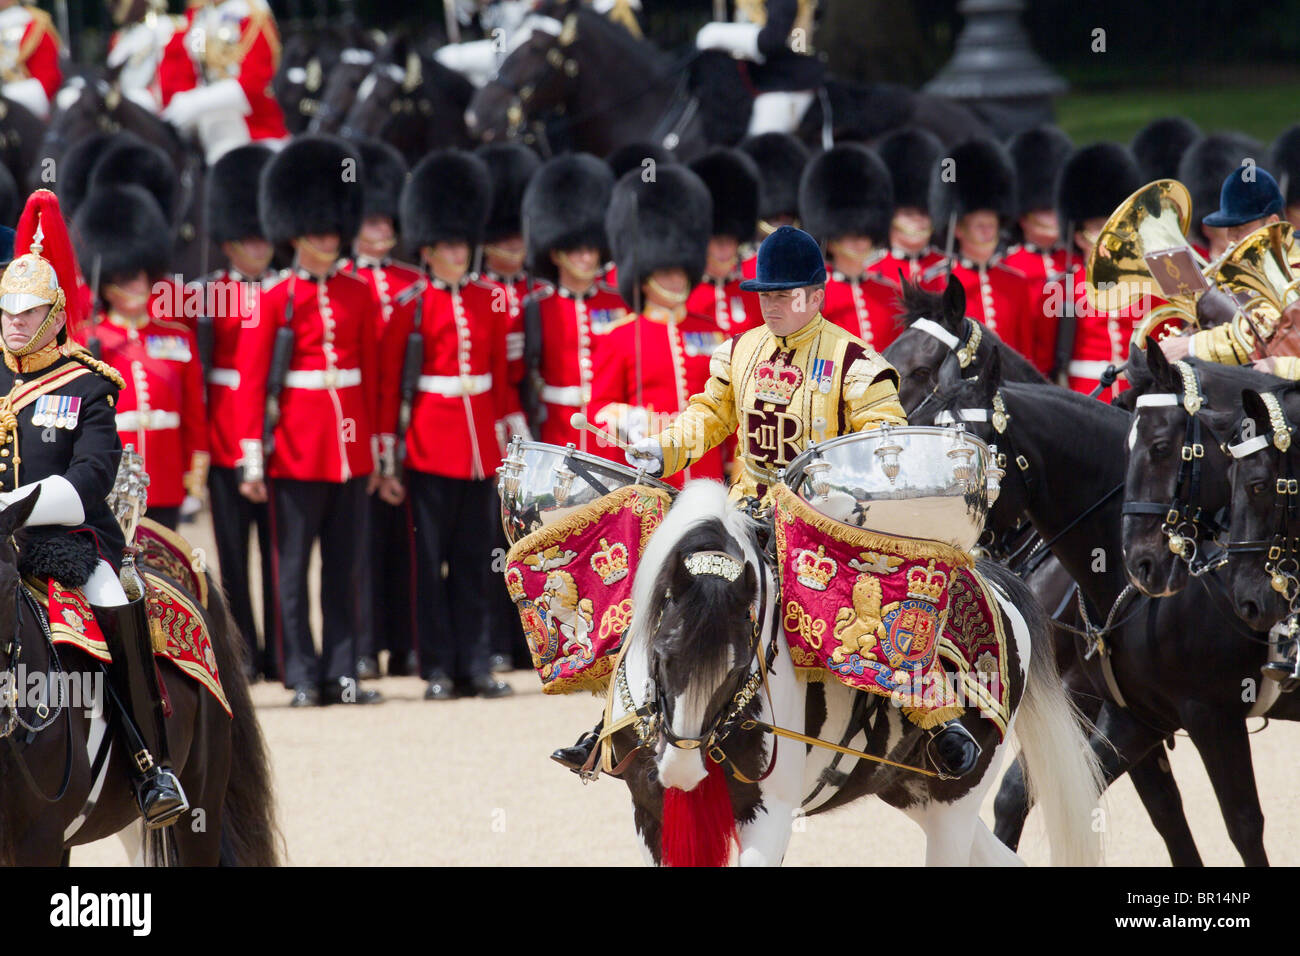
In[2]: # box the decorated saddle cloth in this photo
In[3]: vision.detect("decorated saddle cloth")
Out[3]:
[772,484,1011,737]
[505,485,674,694]
[22,520,231,717]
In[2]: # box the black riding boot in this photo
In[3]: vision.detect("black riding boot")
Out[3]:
[926,719,982,779]
[551,719,604,773]
[94,598,189,829]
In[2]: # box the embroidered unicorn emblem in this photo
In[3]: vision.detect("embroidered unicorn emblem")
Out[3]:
[539,570,595,657]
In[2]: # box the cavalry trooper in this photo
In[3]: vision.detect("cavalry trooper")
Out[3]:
[378,149,512,702]
[923,137,1036,364]
[687,148,764,338]
[1003,125,1074,375]
[200,143,279,681]
[0,0,61,118]
[520,153,629,451]
[556,225,982,779]
[1160,165,1300,377]
[73,184,207,532]
[233,135,383,709]
[799,142,901,351]
[739,132,810,238]
[106,0,180,113]
[695,0,823,136]
[1052,142,1144,399]
[870,127,947,285]
[477,141,543,673]
[589,166,727,486]
[0,189,187,826]
[337,137,424,681]
[158,0,289,162]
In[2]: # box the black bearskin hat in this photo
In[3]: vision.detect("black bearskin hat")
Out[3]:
[1007,125,1073,217]
[400,149,492,249]
[739,132,810,222]
[688,147,759,242]
[55,131,122,218]
[605,141,677,181]
[929,137,1016,234]
[606,165,711,308]
[1056,142,1143,239]
[356,137,409,225]
[1177,131,1264,245]
[73,184,172,284]
[877,127,944,213]
[0,160,17,229]
[259,135,364,245]
[522,153,614,282]
[87,137,178,223]
[206,144,274,244]
[798,143,893,246]
[1271,124,1300,206]
[477,142,541,243]
[1131,116,1200,182]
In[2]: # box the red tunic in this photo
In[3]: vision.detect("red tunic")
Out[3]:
[233,267,381,482]
[530,283,631,453]
[201,267,271,469]
[0,5,61,102]
[687,271,763,337]
[378,275,511,481]
[158,0,288,144]
[923,254,1037,365]
[868,247,947,288]
[1057,262,1144,400]
[85,310,208,509]
[1003,243,1072,375]
[821,268,902,352]
[480,269,549,421]
[589,307,727,486]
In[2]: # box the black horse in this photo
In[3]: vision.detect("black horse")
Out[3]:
[0,489,278,865]
[273,21,378,135]
[931,361,1296,865]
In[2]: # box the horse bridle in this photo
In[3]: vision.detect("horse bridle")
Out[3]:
[1225,390,1300,606]
[906,316,982,426]
[1121,362,1228,576]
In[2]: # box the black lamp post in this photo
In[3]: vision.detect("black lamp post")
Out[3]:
[923,0,1067,138]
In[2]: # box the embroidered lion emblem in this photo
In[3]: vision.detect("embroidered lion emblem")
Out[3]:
[830,573,885,664]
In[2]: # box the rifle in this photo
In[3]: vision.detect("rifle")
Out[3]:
[263,273,297,463]
[396,292,425,478]
[521,291,543,434]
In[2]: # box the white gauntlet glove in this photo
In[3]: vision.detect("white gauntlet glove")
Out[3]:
[695,22,764,62]
[624,437,664,476]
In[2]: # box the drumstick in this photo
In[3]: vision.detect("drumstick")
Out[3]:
[569,412,633,451]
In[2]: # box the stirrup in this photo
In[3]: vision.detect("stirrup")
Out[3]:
[135,763,190,830]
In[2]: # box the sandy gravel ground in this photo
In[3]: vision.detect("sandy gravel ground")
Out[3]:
[68,513,1300,866]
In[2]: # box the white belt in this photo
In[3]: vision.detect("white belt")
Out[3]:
[417,373,493,397]
[207,367,240,388]
[283,368,362,390]
[541,384,584,407]
[1067,359,1121,380]
[117,410,180,431]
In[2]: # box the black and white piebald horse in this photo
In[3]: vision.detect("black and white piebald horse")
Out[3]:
[603,481,1103,866]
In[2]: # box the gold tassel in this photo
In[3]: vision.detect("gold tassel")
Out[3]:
[605,0,642,37]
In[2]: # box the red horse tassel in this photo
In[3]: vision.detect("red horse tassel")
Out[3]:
[661,758,739,867]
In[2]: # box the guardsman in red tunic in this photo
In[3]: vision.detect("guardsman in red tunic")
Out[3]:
[1274,124,1300,232]
[1003,125,1073,375]
[158,0,289,163]
[870,128,947,286]
[799,143,900,351]
[519,154,629,451]
[590,166,727,487]
[0,0,61,119]
[233,136,383,708]
[196,143,279,681]
[378,150,513,702]
[923,137,1037,363]
[1052,143,1145,400]
[337,138,423,682]
[74,184,207,532]
[477,141,544,674]
[739,132,809,238]
[687,148,764,337]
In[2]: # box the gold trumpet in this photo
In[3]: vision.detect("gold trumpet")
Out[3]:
[1203,221,1300,358]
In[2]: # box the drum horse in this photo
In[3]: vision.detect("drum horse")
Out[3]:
[499,422,1105,866]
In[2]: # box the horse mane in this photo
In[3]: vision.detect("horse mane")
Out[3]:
[895,280,943,329]
[562,3,664,72]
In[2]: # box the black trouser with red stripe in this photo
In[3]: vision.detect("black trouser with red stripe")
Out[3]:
[208,465,277,677]
[270,477,372,689]
[407,471,494,684]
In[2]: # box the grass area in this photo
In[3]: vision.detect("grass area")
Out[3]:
[1055,82,1300,146]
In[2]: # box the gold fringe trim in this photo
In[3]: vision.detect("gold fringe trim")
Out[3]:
[505,484,672,566]
[902,703,966,729]
[771,484,973,568]
[541,655,615,695]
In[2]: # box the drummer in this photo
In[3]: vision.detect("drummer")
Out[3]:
[553,226,982,778]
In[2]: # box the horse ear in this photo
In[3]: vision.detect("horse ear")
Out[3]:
[1240,389,1268,435]
[1145,337,1177,389]
[0,484,40,539]
[941,275,966,332]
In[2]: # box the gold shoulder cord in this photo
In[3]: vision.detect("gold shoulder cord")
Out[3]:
[62,342,126,389]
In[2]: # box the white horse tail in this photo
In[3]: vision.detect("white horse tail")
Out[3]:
[1011,581,1105,866]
